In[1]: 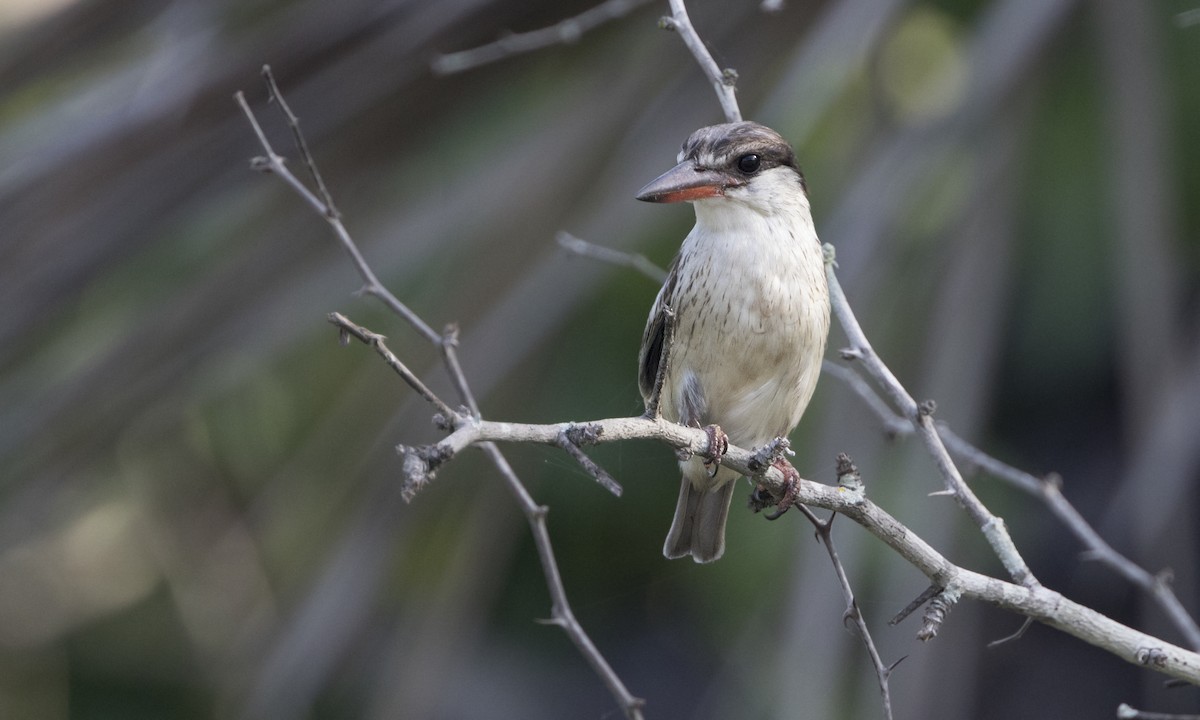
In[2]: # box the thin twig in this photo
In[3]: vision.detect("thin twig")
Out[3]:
[661,0,742,123]
[796,456,896,720]
[233,90,441,345]
[261,65,339,218]
[986,617,1033,649]
[236,83,646,720]
[556,231,667,283]
[328,312,458,423]
[431,0,654,75]
[890,584,942,626]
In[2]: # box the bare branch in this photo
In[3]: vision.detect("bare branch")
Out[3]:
[388,410,1200,686]
[829,352,1200,651]
[431,0,654,75]
[825,245,1037,588]
[236,82,646,720]
[937,424,1200,651]
[233,91,441,345]
[660,0,742,123]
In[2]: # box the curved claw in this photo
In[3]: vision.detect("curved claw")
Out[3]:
[701,424,728,477]
[762,458,801,520]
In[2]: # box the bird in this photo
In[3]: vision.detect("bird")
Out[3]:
[636,121,830,563]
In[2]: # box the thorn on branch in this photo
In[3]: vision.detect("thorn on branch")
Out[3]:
[842,597,862,628]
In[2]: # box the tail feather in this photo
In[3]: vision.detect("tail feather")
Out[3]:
[663,477,737,563]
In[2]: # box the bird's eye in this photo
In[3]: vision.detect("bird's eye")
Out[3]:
[737,154,761,174]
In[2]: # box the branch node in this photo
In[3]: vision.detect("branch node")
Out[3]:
[835,452,863,492]
[657,15,677,30]
[747,436,792,473]
[821,242,838,267]
[565,422,605,446]
[1042,471,1063,490]
[917,589,958,642]
[918,399,938,417]
[720,67,739,86]
[1136,646,1169,668]
[839,347,863,361]
[249,155,275,172]
[431,412,459,432]
[397,443,452,501]
[442,323,461,348]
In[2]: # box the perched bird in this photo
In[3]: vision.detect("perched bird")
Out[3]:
[636,121,830,563]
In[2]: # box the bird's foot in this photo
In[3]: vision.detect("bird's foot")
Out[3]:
[700,424,728,478]
[750,458,800,520]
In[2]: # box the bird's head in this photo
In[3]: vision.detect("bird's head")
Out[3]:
[635,121,808,216]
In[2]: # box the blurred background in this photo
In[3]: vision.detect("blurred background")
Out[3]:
[2,0,1199,717]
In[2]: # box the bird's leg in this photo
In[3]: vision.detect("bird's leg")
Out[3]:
[763,458,801,520]
[700,424,728,477]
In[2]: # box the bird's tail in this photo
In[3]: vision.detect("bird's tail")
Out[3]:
[663,477,737,563]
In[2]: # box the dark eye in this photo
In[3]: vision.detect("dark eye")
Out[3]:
[737,154,761,174]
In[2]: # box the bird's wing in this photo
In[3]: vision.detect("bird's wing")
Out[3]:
[638,255,680,404]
